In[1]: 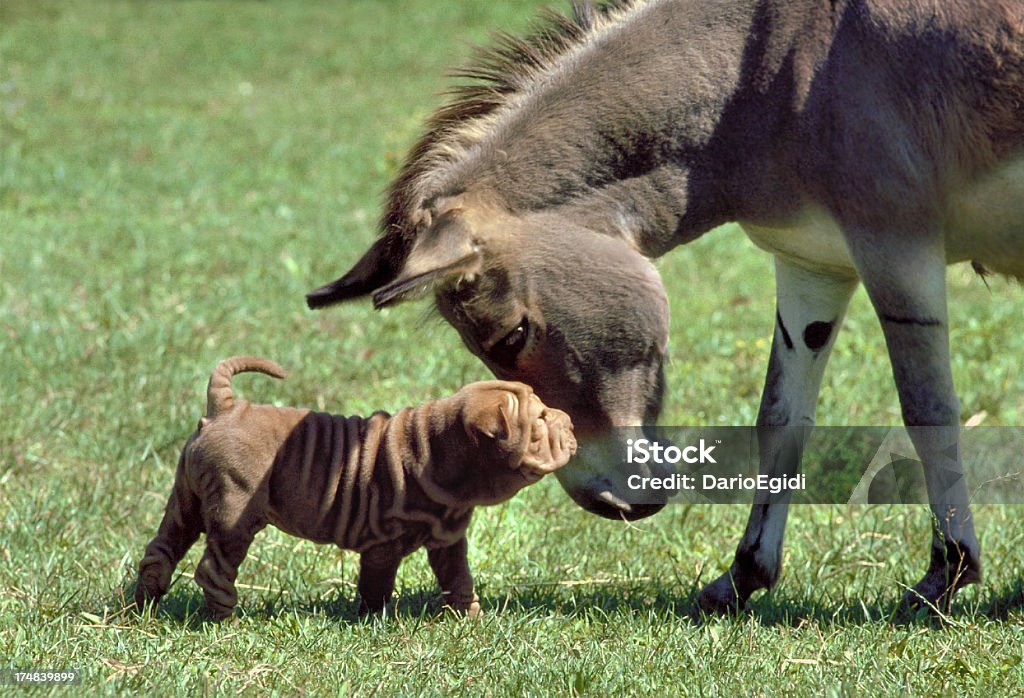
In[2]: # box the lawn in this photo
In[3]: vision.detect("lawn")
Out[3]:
[2,1,1023,695]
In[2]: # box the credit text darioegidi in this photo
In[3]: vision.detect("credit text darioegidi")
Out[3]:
[626,472,807,494]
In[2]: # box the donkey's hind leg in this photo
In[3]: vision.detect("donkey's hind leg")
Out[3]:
[698,259,857,614]
[135,451,204,611]
[847,226,980,611]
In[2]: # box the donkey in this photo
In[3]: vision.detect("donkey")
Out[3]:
[307,0,1024,613]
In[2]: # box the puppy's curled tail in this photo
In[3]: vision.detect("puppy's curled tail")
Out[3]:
[205,356,288,420]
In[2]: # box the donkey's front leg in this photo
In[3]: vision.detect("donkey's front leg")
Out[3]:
[849,231,981,611]
[698,260,857,614]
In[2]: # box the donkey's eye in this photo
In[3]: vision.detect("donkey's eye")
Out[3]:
[489,317,530,368]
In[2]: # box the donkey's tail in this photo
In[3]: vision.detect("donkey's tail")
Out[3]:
[205,356,288,420]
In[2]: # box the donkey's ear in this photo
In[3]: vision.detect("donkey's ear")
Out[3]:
[306,233,409,309]
[371,210,482,308]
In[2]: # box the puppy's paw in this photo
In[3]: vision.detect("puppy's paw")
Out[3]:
[440,599,482,619]
[357,599,392,620]
[132,579,162,615]
[199,605,236,623]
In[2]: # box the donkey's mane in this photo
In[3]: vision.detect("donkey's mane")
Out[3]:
[382,0,645,244]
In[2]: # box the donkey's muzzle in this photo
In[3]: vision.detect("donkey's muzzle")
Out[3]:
[581,484,667,521]
[553,434,669,521]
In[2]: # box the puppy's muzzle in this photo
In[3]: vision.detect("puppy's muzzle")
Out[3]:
[515,394,577,478]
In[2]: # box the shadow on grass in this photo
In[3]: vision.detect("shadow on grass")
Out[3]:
[690,575,1024,628]
[102,573,1024,630]
[972,576,1024,620]
[96,581,214,630]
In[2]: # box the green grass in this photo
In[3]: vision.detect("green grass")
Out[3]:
[2,1,1023,695]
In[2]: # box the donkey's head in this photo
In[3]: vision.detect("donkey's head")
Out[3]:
[308,192,672,519]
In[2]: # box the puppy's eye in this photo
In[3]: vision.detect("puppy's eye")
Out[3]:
[489,317,530,369]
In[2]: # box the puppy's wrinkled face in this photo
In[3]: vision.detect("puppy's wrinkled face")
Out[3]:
[517,396,576,481]
[458,380,577,483]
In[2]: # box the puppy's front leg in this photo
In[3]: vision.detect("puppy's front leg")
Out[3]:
[357,546,402,616]
[427,537,481,617]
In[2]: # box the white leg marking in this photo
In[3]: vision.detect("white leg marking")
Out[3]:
[698,259,857,613]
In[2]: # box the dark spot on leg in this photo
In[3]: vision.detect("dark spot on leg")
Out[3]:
[744,503,770,554]
[803,320,834,353]
[732,528,776,592]
[880,314,942,327]
[776,310,793,350]
[757,352,789,427]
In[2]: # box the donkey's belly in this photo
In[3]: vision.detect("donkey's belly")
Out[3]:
[740,154,1024,279]
[740,206,857,278]
[945,155,1024,278]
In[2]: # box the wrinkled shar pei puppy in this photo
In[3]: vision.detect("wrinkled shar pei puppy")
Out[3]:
[135,356,576,619]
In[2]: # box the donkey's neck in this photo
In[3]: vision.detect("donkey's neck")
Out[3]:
[420,0,825,255]
[539,163,726,257]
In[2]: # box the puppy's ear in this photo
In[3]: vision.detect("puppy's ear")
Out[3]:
[465,392,515,447]
[371,210,482,308]
[485,397,514,442]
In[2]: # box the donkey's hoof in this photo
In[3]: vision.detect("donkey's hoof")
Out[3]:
[696,573,747,615]
[899,582,952,615]
[899,565,981,614]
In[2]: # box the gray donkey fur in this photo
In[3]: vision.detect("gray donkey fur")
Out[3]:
[308,0,1024,613]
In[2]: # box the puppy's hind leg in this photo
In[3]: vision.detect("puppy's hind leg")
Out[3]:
[193,482,266,620]
[135,449,204,612]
